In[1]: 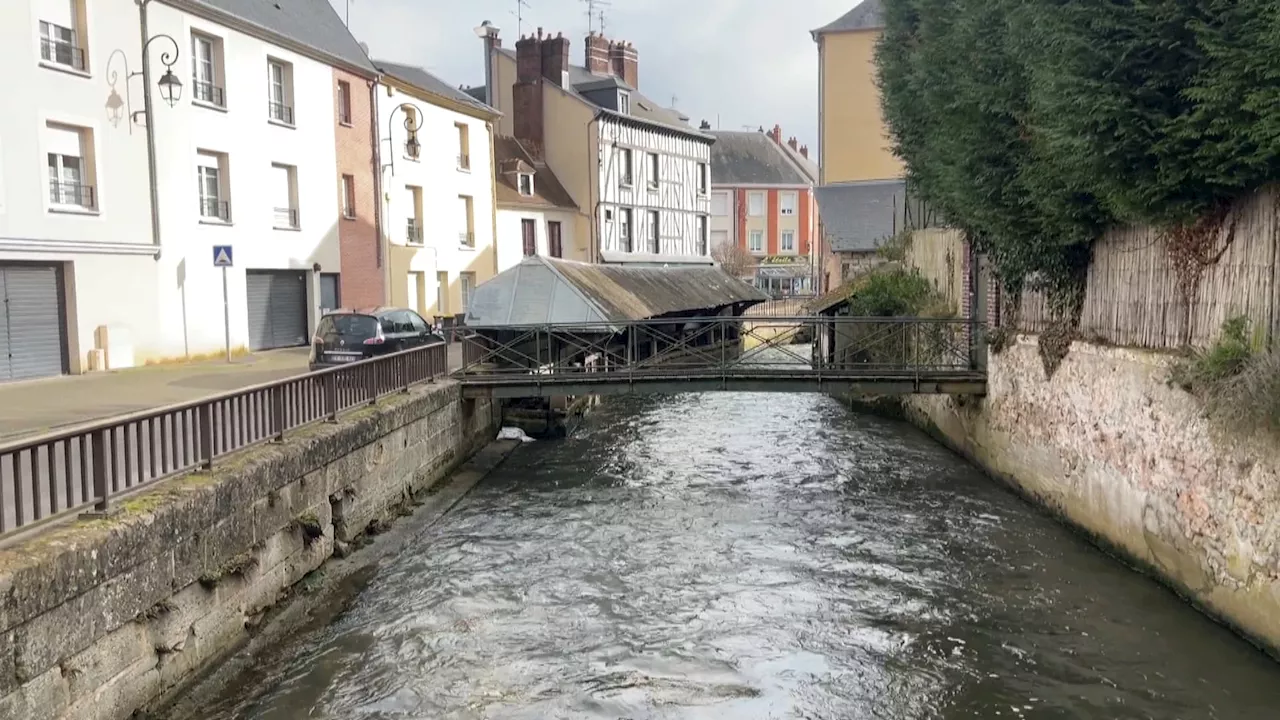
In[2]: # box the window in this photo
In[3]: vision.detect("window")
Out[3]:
[406,185,423,243]
[435,272,449,315]
[340,174,356,219]
[619,148,633,186]
[191,34,225,107]
[456,123,471,170]
[780,191,797,216]
[711,230,729,249]
[647,153,659,189]
[647,210,659,253]
[267,59,294,125]
[698,163,709,194]
[39,13,86,73]
[748,192,765,217]
[618,91,631,115]
[518,173,534,196]
[271,163,299,229]
[548,221,563,258]
[781,230,795,252]
[460,272,476,314]
[458,195,474,246]
[196,150,230,222]
[337,80,352,125]
[45,122,95,211]
[619,208,633,252]
[711,192,729,217]
[748,230,764,253]
[697,215,708,255]
[522,218,537,257]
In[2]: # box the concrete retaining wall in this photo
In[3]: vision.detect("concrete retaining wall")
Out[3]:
[907,337,1280,654]
[0,382,497,720]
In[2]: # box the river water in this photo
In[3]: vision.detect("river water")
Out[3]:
[192,391,1280,719]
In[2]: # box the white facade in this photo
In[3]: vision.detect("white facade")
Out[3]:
[0,0,357,376]
[376,82,496,319]
[596,117,713,265]
[496,206,577,274]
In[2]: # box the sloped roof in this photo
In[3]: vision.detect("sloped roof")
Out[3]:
[709,131,812,185]
[812,0,885,37]
[816,180,906,252]
[176,0,374,73]
[780,143,819,184]
[375,60,499,117]
[466,256,767,328]
[493,136,577,210]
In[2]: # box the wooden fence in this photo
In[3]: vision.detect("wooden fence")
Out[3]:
[907,186,1280,350]
[905,228,967,316]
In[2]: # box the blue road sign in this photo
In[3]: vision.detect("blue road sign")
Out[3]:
[213,245,233,267]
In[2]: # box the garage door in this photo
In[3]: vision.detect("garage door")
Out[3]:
[246,270,308,351]
[0,264,68,381]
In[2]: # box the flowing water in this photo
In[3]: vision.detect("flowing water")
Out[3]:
[190,392,1280,719]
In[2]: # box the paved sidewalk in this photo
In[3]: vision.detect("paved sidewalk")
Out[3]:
[0,344,465,441]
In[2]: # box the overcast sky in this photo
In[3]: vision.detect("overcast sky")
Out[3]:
[326,0,858,152]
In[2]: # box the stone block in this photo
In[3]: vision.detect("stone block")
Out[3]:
[63,662,159,720]
[61,620,150,706]
[200,507,256,578]
[0,632,14,697]
[13,552,173,683]
[145,580,220,652]
[0,665,68,720]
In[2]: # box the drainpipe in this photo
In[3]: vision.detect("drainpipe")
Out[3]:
[488,120,499,278]
[138,0,162,258]
[368,78,387,301]
[587,113,601,263]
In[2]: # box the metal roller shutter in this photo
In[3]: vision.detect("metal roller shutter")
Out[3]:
[245,270,308,351]
[0,265,67,381]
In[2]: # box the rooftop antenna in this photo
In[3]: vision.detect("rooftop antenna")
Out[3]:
[511,0,531,36]
[582,0,612,34]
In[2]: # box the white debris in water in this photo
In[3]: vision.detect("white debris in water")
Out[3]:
[497,427,535,442]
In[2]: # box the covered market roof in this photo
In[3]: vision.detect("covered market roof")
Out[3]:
[466,256,768,328]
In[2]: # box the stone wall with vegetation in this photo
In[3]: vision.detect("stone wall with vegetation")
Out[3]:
[0,383,497,720]
[907,338,1280,654]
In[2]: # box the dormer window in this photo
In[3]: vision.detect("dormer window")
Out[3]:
[618,91,631,115]
[518,173,534,196]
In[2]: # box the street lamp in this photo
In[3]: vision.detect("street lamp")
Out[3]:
[156,64,182,106]
[385,102,425,175]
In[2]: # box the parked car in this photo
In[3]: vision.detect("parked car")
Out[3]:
[309,307,445,371]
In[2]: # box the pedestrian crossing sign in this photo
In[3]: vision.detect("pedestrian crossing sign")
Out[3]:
[213,245,233,267]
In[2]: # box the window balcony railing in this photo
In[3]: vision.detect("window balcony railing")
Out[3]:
[273,207,299,229]
[268,101,294,125]
[457,154,470,170]
[40,38,85,71]
[49,181,95,209]
[459,231,475,247]
[407,219,423,244]
[192,80,225,107]
[200,197,231,222]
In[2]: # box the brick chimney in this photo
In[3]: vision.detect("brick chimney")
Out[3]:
[788,137,798,151]
[768,124,782,144]
[541,32,570,87]
[609,40,639,88]
[800,145,809,159]
[513,30,546,156]
[585,31,611,75]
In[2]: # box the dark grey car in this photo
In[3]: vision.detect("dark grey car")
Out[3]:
[308,307,444,371]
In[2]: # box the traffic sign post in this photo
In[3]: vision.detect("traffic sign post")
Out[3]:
[213,246,233,363]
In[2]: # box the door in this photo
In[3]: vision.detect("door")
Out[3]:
[0,264,68,381]
[407,271,426,315]
[246,270,308,351]
[522,219,537,257]
[548,221,563,258]
[319,273,341,314]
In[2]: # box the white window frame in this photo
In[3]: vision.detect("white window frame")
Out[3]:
[271,163,299,229]
[748,192,765,217]
[39,19,84,73]
[781,230,796,252]
[780,191,797,216]
[711,192,729,217]
[698,163,709,194]
[619,148,633,186]
[618,91,631,115]
[341,174,356,219]
[190,33,224,108]
[619,207,633,251]
[337,80,352,125]
[697,215,708,254]
[647,153,659,189]
[460,272,476,313]
[748,230,764,253]
[647,209,659,253]
[518,173,534,196]
[196,151,229,222]
[267,59,294,126]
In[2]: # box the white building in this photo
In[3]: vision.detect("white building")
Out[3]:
[0,0,377,381]
[493,135,579,273]
[373,60,500,322]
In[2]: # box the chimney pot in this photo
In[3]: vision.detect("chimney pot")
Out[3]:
[788,137,798,150]
[800,145,809,158]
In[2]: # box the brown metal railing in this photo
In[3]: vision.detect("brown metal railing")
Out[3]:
[0,343,447,538]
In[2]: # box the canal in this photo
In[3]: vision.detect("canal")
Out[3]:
[188,391,1280,719]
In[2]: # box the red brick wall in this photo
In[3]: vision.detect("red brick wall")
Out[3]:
[766,189,779,255]
[333,68,383,308]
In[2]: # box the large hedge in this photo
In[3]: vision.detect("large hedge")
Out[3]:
[877,0,1280,307]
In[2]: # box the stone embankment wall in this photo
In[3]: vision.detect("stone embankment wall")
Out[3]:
[0,383,497,720]
[907,337,1280,653]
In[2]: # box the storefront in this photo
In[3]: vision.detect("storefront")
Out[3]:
[751,256,814,298]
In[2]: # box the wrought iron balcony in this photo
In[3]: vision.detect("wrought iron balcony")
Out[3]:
[407,219,423,244]
[192,80,225,107]
[40,37,85,71]
[268,101,294,125]
[200,198,231,222]
[48,181,95,209]
[274,207,299,229]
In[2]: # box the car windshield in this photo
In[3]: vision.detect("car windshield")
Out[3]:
[326,315,380,338]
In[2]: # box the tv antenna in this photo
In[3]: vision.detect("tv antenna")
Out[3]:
[511,0,531,36]
[582,0,612,34]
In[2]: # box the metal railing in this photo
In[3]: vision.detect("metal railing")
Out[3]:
[49,181,95,209]
[274,207,299,229]
[192,80,225,107]
[457,316,981,382]
[40,37,86,71]
[200,198,232,222]
[407,218,423,244]
[269,101,294,125]
[0,343,448,538]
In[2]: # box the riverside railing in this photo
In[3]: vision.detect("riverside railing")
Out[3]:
[0,343,448,538]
